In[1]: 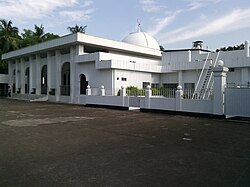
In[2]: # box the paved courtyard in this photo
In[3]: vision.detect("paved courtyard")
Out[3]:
[0,98,249,187]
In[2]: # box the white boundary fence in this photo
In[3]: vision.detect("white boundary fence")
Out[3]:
[48,63,250,118]
[225,87,250,117]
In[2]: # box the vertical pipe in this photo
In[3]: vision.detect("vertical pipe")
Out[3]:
[245,40,249,58]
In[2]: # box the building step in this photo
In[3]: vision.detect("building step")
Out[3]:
[10,94,48,102]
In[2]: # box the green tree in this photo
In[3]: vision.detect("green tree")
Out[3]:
[216,43,245,52]
[160,45,165,51]
[67,24,87,34]
[0,19,21,53]
[21,25,59,47]
[0,19,21,74]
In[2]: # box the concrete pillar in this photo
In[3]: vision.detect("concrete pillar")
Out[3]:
[212,60,228,115]
[145,85,152,108]
[245,40,249,58]
[47,51,52,93]
[20,58,25,94]
[76,44,84,55]
[241,68,248,85]
[86,85,91,95]
[175,85,183,111]
[8,61,13,87]
[15,59,19,93]
[188,50,191,62]
[36,54,41,95]
[70,46,76,103]
[100,85,105,96]
[29,56,34,93]
[120,86,126,97]
[120,86,126,107]
[55,50,61,101]
[178,71,183,88]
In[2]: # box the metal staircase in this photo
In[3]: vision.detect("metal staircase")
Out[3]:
[192,51,220,100]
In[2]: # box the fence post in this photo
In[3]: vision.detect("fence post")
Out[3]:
[86,85,91,95]
[175,85,183,111]
[120,86,126,106]
[100,85,105,96]
[120,86,126,97]
[145,85,152,108]
[212,60,228,116]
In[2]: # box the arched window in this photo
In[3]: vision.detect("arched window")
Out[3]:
[80,74,88,94]
[25,67,30,94]
[41,65,47,94]
[61,62,70,96]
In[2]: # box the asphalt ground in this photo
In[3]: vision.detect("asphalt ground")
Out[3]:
[0,98,249,187]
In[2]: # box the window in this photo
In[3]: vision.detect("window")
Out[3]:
[121,77,127,81]
[151,83,159,88]
[117,77,119,80]
[227,83,235,88]
[184,83,195,98]
[229,68,235,72]
[143,82,150,89]
[162,83,178,89]
[184,83,194,90]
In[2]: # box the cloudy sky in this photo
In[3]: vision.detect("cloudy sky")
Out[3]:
[1,0,250,50]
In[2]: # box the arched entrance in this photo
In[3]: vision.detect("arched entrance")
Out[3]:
[80,74,88,94]
[61,62,70,96]
[13,69,16,93]
[41,65,47,94]
[25,67,30,94]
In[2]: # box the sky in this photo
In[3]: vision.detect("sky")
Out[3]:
[1,0,250,50]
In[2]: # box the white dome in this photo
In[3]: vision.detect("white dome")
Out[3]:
[122,31,160,50]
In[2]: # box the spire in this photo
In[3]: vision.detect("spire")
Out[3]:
[137,19,141,32]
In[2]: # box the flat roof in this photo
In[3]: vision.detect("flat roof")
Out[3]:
[2,33,161,60]
[163,48,211,53]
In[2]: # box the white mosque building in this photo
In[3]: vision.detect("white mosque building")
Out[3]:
[2,27,250,105]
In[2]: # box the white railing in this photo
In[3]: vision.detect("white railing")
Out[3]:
[192,51,220,100]
[151,88,176,98]
[126,88,177,98]
[183,88,195,99]
[192,52,210,99]
[202,51,220,99]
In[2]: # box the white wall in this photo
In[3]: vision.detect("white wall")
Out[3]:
[86,95,129,107]
[0,74,9,83]
[225,88,250,117]
[160,73,178,85]
[75,62,112,94]
[114,69,153,89]
[182,99,213,114]
[227,68,242,85]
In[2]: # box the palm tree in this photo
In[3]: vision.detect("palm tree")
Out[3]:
[67,24,87,34]
[21,25,60,47]
[0,19,21,53]
[33,24,45,42]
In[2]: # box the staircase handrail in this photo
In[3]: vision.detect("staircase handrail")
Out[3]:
[192,52,210,99]
[202,51,221,99]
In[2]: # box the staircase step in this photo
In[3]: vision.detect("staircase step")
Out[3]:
[10,94,48,102]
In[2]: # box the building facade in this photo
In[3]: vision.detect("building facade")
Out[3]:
[2,31,250,104]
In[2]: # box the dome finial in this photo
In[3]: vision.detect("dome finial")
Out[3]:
[137,19,141,32]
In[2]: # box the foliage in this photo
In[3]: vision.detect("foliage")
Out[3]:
[0,19,21,53]
[0,60,8,74]
[21,25,59,47]
[126,86,145,96]
[159,45,165,51]
[216,43,244,52]
[67,24,87,34]
[0,20,60,73]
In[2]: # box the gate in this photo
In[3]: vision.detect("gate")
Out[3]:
[225,87,250,117]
